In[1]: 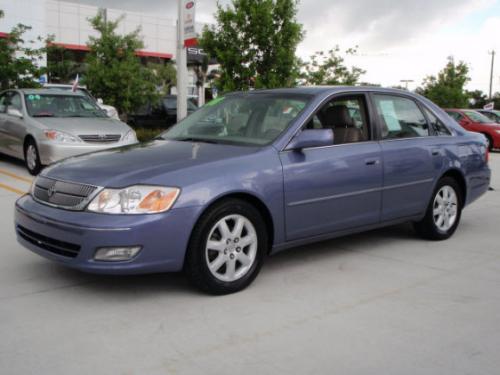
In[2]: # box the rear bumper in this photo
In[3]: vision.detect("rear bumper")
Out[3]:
[38,140,136,165]
[15,195,201,274]
[465,166,491,206]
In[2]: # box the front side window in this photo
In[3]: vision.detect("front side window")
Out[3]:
[374,95,429,139]
[305,95,370,144]
[162,94,310,146]
[10,93,22,111]
[24,94,107,118]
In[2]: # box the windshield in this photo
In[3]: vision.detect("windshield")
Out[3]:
[44,86,94,100]
[464,110,493,123]
[161,94,310,146]
[25,94,107,118]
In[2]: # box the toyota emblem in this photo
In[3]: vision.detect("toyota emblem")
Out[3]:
[47,185,56,198]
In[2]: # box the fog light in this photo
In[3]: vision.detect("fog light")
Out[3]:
[94,246,142,262]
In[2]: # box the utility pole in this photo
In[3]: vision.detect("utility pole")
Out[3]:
[400,79,414,90]
[176,0,188,122]
[488,50,496,100]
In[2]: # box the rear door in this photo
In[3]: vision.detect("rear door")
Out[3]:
[280,93,383,241]
[372,93,441,221]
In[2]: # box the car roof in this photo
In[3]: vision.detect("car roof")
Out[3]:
[223,86,425,99]
[16,88,85,96]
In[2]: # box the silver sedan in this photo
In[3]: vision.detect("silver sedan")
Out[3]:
[0,89,137,175]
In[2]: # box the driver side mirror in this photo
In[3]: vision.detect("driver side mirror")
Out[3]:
[7,108,23,119]
[286,129,334,150]
[97,98,104,105]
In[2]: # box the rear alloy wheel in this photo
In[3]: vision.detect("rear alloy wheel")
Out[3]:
[24,139,42,175]
[413,177,463,240]
[185,199,267,295]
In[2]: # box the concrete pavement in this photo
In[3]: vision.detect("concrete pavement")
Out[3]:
[0,153,499,375]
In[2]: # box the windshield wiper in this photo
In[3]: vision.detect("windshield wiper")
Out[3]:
[174,137,220,144]
[33,113,54,117]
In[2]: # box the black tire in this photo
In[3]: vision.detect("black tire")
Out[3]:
[24,139,42,175]
[184,198,268,295]
[413,176,463,241]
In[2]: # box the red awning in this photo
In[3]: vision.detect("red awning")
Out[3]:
[49,42,173,59]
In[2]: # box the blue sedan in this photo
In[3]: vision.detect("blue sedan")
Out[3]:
[15,87,491,294]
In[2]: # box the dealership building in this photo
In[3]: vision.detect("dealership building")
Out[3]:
[0,0,211,98]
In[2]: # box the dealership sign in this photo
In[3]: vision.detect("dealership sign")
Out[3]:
[184,0,197,47]
[484,102,495,110]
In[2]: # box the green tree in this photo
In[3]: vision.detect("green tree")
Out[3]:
[200,0,303,92]
[300,46,365,86]
[417,57,470,108]
[84,13,159,116]
[466,89,487,109]
[148,61,176,96]
[0,9,45,90]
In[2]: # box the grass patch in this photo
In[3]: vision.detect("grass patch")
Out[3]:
[134,128,166,142]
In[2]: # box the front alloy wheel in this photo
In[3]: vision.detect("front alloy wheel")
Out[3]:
[24,140,42,175]
[205,214,258,283]
[185,199,267,295]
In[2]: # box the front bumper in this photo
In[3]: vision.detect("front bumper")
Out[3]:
[38,140,136,165]
[15,195,201,274]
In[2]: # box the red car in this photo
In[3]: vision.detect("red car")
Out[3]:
[445,109,500,151]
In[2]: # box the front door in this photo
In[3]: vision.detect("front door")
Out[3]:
[280,93,383,241]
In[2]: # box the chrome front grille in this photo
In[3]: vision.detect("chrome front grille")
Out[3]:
[33,176,99,210]
[79,134,121,143]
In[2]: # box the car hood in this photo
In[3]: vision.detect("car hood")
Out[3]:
[33,117,130,135]
[42,140,262,187]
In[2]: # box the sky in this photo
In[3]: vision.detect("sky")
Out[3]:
[66,0,500,94]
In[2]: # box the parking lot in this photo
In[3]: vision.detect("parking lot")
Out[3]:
[0,153,498,375]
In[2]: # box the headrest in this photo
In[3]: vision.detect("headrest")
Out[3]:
[324,105,355,128]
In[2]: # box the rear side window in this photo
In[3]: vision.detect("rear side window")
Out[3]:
[373,95,429,139]
[446,111,463,121]
[423,108,451,136]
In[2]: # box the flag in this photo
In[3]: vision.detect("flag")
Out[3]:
[72,74,79,92]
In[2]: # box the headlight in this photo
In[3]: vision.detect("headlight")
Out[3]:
[495,130,500,134]
[44,130,81,143]
[87,185,180,214]
[123,130,137,143]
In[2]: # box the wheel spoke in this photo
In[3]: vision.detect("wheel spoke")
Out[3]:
[232,217,245,237]
[209,255,226,273]
[217,220,231,239]
[237,252,252,267]
[225,259,236,279]
[239,234,257,248]
[207,240,225,252]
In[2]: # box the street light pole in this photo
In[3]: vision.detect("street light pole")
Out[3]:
[488,50,496,100]
[400,79,414,90]
[176,0,188,122]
